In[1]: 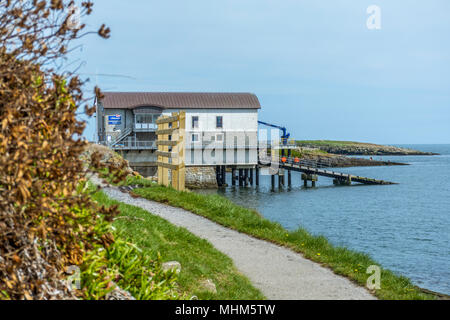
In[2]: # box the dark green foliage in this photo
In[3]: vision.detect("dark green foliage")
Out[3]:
[81,237,181,300]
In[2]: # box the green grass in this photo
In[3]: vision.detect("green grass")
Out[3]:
[126,181,436,300]
[278,148,329,158]
[78,183,182,300]
[118,174,155,187]
[81,235,181,300]
[92,190,264,300]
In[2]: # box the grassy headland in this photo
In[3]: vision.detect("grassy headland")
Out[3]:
[276,147,407,167]
[119,175,435,300]
[296,140,438,156]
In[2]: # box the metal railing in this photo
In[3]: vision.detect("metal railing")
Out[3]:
[134,123,157,131]
[187,142,259,149]
[109,127,133,147]
[99,139,156,150]
[258,139,297,148]
[258,154,333,169]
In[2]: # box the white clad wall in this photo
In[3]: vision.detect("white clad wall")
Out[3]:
[162,109,258,131]
[162,109,258,166]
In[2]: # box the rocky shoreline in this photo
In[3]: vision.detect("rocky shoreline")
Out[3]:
[301,154,408,168]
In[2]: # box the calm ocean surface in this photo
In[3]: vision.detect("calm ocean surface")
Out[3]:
[204,144,450,295]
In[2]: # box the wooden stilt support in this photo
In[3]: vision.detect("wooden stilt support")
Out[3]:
[244,169,249,186]
[288,169,292,187]
[239,169,243,187]
[333,177,352,186]
[255,167,260,186]
[231,168,236,186]
[271,173,275,191]
[280,169,285,187]
[278,172,282,189]
[221,165,226,186]
[249,168,253,185]
[302,173,318,188]
[216,165,221,186]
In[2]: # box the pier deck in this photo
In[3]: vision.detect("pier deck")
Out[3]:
[259,156,396,185]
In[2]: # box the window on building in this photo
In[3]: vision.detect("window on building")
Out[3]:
[192,133,199,142]
[216,133,224,142]
[192,116,199,129]
[216,116,223,128]
[136,114,157,124]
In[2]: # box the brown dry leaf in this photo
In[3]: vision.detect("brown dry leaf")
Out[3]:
[18,184,31,201]
[24,292,33,300]
[12,255,21,264]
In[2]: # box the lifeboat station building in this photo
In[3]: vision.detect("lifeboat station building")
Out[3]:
[96,92,261,184]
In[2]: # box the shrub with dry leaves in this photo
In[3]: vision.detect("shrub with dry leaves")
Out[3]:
[0,0,127,299]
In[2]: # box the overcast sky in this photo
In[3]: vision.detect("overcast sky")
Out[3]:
[74,0,450,144]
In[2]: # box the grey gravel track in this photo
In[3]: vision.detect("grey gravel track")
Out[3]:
[100,183,376,300]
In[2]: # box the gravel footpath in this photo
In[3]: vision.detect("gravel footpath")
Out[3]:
[99,182,376,300]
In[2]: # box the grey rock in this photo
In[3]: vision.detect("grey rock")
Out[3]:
[185,166,218,189]
[199,279,217,294]
[106,282,136,300]
[162,261,181,274]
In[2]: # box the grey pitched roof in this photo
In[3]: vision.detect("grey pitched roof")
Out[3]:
[99,92,261,109]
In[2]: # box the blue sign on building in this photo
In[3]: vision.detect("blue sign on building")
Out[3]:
[108,114,121,125]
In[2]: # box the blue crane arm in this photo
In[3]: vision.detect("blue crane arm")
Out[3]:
[257,120,284,131]
[257,120,290,145]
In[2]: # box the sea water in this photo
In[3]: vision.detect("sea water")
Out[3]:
[208,144,450,295]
